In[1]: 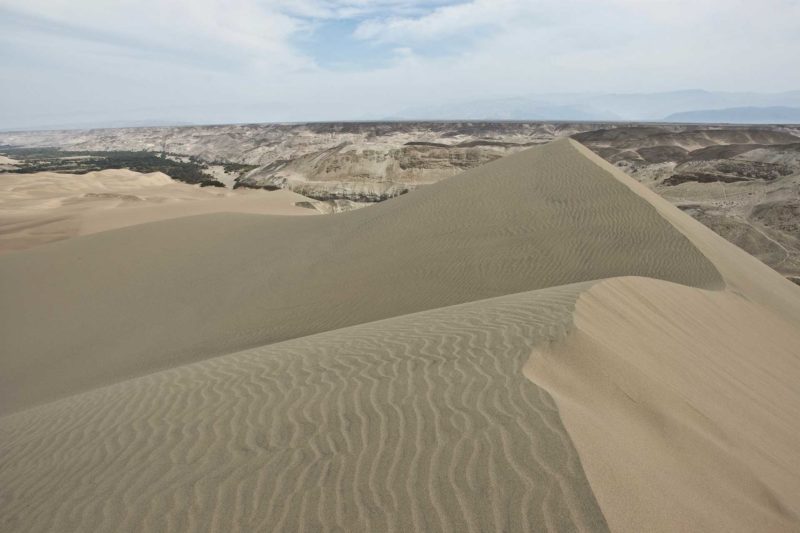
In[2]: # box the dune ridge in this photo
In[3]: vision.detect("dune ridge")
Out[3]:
[571,140,800,319]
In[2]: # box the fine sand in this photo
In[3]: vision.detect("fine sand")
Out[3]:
[2,139,800,532]
[527,277,800,533]
[0,169,317,253]
[0,283,608,532]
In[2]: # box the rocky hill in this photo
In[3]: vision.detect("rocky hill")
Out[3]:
[0,122,602,200]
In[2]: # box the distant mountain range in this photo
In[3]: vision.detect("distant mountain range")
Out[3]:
[664,106,800,124]
[388,97,621,122]
[4,90,800,132]
[394,90,800,123]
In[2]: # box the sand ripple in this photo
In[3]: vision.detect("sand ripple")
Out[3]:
[0,284,608,532]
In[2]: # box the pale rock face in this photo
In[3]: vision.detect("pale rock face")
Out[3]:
[237,143,509,201]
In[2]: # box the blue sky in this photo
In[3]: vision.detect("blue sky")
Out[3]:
[296,18,393,70]
[1,0,799,128]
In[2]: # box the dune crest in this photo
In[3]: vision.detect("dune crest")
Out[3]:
[571,139,800,319]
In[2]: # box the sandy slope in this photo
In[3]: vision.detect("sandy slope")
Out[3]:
[0,139,720,413]
[0,169,316,253]
[527,277,800,532]
[524,142,800,532]
[2,139,800,532]
[0,283,609,532]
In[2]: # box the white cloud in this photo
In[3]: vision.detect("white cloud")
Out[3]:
[348,0,800,93]
[1,0,309,69]
[354,0,541,42]
[0,0,799,128]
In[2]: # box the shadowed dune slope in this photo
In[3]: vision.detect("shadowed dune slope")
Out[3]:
[0,139,721,413]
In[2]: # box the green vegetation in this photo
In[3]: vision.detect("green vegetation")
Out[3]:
[232,182,280,191]
[221,162,258,175]
[1,147,225,187]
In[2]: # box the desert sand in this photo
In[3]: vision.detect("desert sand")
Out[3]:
[0,140,720,412]
[0,168,317,254]
[1,139,799,532]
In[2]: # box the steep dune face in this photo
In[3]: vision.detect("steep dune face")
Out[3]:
[574,127,800,280]
[572,140,800,318]
[527,277,800,533]
[0,139,720,413]
[2,138,800,533]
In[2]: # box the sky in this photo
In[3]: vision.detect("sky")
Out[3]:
[1,0,799,128]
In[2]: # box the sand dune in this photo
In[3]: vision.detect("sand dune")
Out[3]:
[0,283,609,532]
[2,139,800,532]
[0,169,316,253]
[0,139,720,413]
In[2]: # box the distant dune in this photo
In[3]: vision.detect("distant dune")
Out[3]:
[2,139,799,532]
[0,169,317,253]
